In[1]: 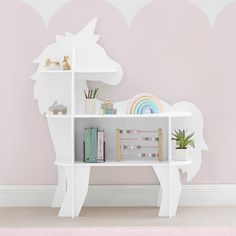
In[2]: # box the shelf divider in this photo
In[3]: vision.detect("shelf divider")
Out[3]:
[70,46,76,218]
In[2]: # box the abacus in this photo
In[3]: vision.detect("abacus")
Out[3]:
[116,129,163,161]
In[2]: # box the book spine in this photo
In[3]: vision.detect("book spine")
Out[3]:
[97,131,104,162]
[84,128,91,163]
[91,128,98,163]
[89,128,92,163]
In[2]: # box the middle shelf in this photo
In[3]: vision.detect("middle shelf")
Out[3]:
[46,110,193,165]
[45,111,191,119]
[47,114,179,164]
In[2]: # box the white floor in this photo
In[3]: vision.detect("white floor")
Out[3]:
[0,207,236,227]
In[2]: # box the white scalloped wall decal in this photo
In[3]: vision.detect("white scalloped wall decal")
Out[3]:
[21,0,236,29]
[20,0,72,27]
[189,0,236,27]
[104,0,154,27]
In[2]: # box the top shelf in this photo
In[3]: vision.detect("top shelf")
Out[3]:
[41,70,71,74]
[41,70,117,74]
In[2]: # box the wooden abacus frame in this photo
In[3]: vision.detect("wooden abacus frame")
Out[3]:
[116,128,163,162]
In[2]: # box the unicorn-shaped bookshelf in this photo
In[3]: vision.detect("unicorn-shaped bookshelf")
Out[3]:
[32,18,208,218]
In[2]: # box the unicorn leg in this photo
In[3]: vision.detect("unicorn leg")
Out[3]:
[74,166,90,216]
[46,118,72,208]
[59,166,90,217]
[58,167,73,217]
[153,165,182,217]
[52,166,66,207]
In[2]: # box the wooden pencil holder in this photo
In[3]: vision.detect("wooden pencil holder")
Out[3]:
[85,99,96,114]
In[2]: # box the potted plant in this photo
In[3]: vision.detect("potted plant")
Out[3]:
[172,130,195,161]
[84,88,98,114]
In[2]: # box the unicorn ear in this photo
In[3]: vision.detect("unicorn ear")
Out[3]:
[77,17,99,41]
[85,17,98,34]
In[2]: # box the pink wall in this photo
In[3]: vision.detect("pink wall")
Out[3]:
[0,0,235,184]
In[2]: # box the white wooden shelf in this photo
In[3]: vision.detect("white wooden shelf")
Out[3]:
[45,111,191,119]
[73,112,191,118]
[55,159,192,167]
[41,60,193,219]
[45,114,72,118]
[34,19,204,218]
[41,70,72,74]
[41,70,117,74]
[74,70,117,73]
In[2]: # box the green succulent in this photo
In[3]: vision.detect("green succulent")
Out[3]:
[172,130,195,149]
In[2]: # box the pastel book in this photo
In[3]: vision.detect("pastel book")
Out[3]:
[97,131,105,162]
[91,128,98,163]
[84,128,105,163]
[84,128,91,163]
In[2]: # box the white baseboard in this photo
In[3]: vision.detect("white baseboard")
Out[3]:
[0,185,236,207]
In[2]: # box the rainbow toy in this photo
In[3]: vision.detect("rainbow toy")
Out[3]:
[127,93,163,114]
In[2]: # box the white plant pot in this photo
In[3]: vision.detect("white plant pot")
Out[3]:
[174,149,188,161]
[85,99,96,114]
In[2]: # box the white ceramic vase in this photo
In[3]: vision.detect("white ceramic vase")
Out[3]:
[174,149,188,161]
[85,99,96,114]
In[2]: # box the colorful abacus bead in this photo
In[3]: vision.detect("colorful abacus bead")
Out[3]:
[138,153,158,157]
[138,153,145,157]
[120,145,128,149]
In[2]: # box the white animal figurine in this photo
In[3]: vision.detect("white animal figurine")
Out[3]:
[45,58,60,70]
[63,56,71,70]
[48,101,67,115]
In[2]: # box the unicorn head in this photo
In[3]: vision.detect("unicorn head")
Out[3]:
[72,18,123,85]
[32,18,123,114]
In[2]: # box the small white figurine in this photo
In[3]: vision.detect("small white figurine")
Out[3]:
[101,98,117,114]
[48,101,67,115]
[63,56,71,70]
[45,58,60,70]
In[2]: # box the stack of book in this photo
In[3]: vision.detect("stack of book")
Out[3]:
[84,128,105,163]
